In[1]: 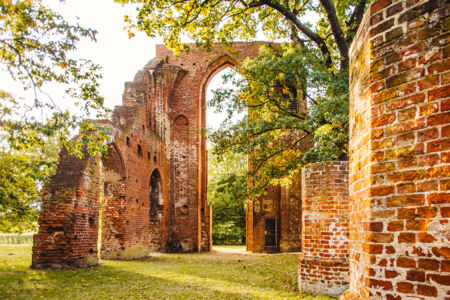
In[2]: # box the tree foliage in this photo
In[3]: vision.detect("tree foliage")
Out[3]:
[0,0,110,232]
[117,0,368,69]
[0,134,59,233]
[0,0,109,157]
[209,46,348,194]
[208,147,247,245]
[118,0,368,195]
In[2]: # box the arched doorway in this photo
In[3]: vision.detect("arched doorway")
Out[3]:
[101,144,126,259]
[149,169,162,219]
[149,168,163,251]
[205,66,248,247]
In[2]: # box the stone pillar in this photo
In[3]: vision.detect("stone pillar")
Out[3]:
[32,149,101,268]
[299,161,349,296]
[347,0,450,298]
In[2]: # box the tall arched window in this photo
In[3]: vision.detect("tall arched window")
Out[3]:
[149,169,162,219]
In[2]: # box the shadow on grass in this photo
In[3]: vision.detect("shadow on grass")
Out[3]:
[135,251,301,295]
[0,245,332,300]
[0,264,258,300]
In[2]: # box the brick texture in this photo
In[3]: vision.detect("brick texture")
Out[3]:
[345,0,450,298]
[32,148,101,268]
[299,161,349,296]
[33,42,307,267]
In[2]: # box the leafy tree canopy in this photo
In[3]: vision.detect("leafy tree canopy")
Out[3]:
[0,134,59,233]
[209,46,348,194]
[1,0,109,157]
[1,0,109,232]
[116,0,369,70]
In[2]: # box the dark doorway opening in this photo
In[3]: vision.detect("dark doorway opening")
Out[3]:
[264,218,277,247]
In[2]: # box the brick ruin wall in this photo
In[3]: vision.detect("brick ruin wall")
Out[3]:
[298,161,349,296]
[32,148,101,268]
[346,0,450,298]
[33,42,307,267]
[246,172,303,253]
[32,3,450,297]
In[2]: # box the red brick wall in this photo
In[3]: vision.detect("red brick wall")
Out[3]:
[246,178,303,253]
[299,161,349,296]
[347,0,450,298]
[32,148,101,268]
[36,43,305,266]
[159,43,265,252]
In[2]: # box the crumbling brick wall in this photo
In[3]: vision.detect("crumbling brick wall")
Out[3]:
[298,161,349,296]
[32,148,101,268]
[35,42,305,266]
[246,177,304,253]
[346,0,450,298]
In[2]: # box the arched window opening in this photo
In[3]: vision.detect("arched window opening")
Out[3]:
[149,169,162,220]
[206,67,248,246]
[206,67,246,131]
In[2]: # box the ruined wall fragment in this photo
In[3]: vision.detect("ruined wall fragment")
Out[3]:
[299,161,349,296]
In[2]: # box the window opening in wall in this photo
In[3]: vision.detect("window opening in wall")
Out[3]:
[126,137,130,146]
[147,152,151,160]
[150,169,161,220]
[284,86,299,112]
[137,145,143,157]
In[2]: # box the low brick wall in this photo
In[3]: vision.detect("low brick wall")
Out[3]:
[299,255,350,296]
[299,161,349,296]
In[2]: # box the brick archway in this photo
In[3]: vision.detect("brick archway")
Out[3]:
[33,42,283,267]
[101,143,127,259]
[154,42,269,252]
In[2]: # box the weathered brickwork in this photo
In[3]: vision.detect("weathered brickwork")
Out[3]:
[33,42,306,267]
[246,174,303,253]
[299,161,349,296]
[346,0,450,298]
[32,148,101,268]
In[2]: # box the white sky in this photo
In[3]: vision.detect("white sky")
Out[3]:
[2,0,319,130]
[0,0,243,129]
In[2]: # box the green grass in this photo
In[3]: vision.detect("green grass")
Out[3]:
[0,245,332,300]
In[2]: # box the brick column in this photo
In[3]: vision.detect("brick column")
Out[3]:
[32,149,101,268]
[299,161,349,296]
[347,0,450,298]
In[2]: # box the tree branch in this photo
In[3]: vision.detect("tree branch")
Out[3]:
[346,0,367,44]
[246,0,333,68]
[250,133,309,176]
[319,0,349,70]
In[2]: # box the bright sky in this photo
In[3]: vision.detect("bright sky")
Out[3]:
[0,0,243,130]
[44,0,162,109]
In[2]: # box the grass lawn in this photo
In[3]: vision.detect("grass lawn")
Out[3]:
[0,245,332,299]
